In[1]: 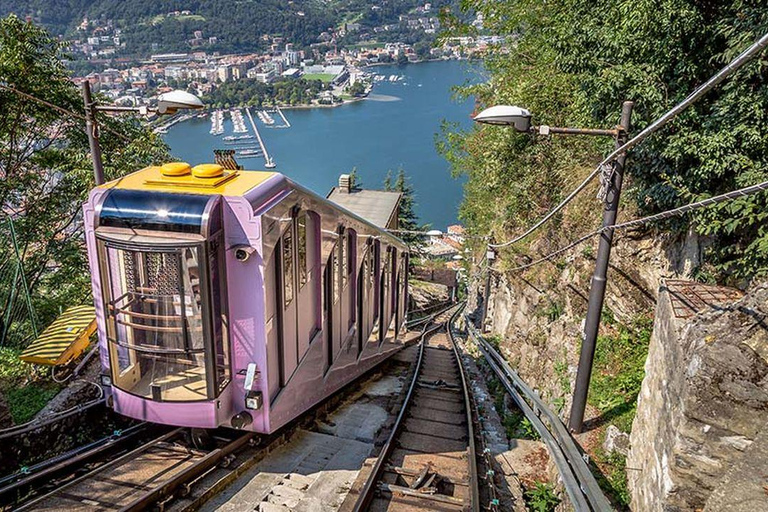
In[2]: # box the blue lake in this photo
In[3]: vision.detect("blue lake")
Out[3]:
[164,59,481,229]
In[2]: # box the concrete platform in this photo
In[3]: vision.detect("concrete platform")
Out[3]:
[203,365,409,512]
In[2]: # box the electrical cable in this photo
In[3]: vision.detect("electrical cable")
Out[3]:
[505,179,768,272]
[0,83,132,142]
[488,31,768,249]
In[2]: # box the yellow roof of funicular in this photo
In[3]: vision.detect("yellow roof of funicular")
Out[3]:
[101,162,277,196]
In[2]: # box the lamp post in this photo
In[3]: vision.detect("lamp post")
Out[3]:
[474,101,634,433]
[81,82,204,185]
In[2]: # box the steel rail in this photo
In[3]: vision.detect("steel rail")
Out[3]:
[0,423,148,496]
[445,303,480,512]
[14,428,185,511]
[405,301,456,329]
[119,431,256,511]
[465,320,613,511]
[353,304,477,512]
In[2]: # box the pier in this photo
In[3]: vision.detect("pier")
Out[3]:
[245,107,275,168]
[274,106,291,128]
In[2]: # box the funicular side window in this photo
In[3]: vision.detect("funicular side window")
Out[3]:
[282,228,294,307]
[99,238,228,402]
[298,213,308,288]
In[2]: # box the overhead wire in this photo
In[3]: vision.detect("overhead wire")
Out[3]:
[487,31,768,249]
[506,179,768,272]
[0,83,132,142]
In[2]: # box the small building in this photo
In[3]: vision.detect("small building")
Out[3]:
[327,174,402,231]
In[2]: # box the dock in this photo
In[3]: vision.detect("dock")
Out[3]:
[245,107,276,168]
[274,106,291,128]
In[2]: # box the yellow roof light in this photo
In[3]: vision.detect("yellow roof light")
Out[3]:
[161,161,192,176]
[193,163,224,178]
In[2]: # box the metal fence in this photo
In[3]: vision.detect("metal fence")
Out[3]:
[0,216,38,347]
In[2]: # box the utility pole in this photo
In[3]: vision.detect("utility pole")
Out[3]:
[81,81,105,186]
[568,101,634,433]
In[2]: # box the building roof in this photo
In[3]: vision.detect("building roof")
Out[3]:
[327,187,402,229]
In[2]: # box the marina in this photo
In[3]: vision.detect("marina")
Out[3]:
[164,60,475,228]
[209,110,224,135]
[231,109,248,133]
[246,107,276,168]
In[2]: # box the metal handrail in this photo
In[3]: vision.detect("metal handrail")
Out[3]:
[464,319,613,511]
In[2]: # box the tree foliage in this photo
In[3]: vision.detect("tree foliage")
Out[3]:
[0,14,170,339]
[205,77,329,108]
[384,168,422,245]
[438,1,768,281]
[2,0,447,56]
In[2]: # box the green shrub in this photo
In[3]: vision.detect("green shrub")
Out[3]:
[6,384,60,424]
[524,482,560,512]
[589,315,653,433]
[0,347,30,385]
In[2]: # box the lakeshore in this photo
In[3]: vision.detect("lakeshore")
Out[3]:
[164,60,479,229]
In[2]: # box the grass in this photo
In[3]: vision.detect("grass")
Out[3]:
[591,448,631,509]
[585,314,653,509]
[302,73,336,83]
[0,346,61,424]
[486,374,541,441]
[0,347,29,383]
[588,314,653,433]
[5,384,60,424]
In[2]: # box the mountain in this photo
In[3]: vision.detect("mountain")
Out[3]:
[0,0,441,55]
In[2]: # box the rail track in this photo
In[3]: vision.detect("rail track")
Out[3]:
[12,427,255,512]
[4,305,454,512]
[352,304,479,512]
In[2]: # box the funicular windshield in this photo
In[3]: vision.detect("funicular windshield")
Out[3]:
[99,239,228,401]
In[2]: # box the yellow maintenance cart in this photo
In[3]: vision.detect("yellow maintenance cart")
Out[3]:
[19,305,96,366]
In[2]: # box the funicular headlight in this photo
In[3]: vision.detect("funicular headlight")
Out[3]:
[245,390,263,410]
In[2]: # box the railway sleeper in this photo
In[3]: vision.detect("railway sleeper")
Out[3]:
[379,483,467,507]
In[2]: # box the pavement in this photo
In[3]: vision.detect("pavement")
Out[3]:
[202,371,406,512]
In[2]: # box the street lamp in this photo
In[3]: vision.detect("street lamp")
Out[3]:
[474,101,634,433]
[81,82,204,185]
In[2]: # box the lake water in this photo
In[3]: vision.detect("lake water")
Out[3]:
[164,60,480,229]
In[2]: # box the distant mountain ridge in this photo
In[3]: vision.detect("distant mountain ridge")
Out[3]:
[0,0,434,55]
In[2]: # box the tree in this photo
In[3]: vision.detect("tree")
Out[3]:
[346,80,366,97]
[348,167,361,189]
[384,168,421,245]
[438,1,768,282]
[0,14,170,339]
[396,52,408,66]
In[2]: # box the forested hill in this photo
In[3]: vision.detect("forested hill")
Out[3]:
[1,0,438,55]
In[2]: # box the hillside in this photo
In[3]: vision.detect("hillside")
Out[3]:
[1,0,446,55]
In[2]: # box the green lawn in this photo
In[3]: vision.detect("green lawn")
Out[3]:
[347,41,385,50]
[302,73,336,83]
